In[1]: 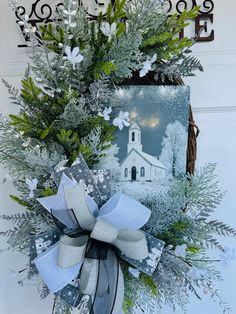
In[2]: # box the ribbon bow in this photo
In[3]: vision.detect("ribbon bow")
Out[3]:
[34,174,153,313]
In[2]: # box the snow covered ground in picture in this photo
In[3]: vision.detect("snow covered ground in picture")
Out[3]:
[110,86,190,197]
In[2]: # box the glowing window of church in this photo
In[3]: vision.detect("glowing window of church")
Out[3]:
[132,132,135,142]
[140,167,145,177]
[125,168,128,177]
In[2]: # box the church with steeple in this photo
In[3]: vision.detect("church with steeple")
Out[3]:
[119,122,166,182]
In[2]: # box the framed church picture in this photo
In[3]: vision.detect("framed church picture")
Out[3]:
[111,85,190,197]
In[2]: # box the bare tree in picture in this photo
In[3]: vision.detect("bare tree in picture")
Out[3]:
[159,121,188,177]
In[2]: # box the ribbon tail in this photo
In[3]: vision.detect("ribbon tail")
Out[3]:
[110,258,124,314]
[79,249,124,314]
[93,249,124,314]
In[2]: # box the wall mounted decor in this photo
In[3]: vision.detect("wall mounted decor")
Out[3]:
[15,0,214,47]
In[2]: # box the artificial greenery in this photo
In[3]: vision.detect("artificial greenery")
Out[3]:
[1,0,203,177]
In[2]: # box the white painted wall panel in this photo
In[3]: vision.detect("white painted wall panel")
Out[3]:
[161,110,236,314]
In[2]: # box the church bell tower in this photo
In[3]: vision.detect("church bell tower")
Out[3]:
[127,122,143,154]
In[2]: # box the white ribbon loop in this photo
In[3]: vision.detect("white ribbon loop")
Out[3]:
[90,218,149,260]
[114,229,148,260]
[57,217,148,271]
[90,218,119,244]
[99,192,151,230]
[58,235,89,268]
[64,180,96,231]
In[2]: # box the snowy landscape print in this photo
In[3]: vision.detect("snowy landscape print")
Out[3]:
[108,86,190,197]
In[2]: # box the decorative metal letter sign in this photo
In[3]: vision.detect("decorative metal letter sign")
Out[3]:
[170,0,214,42]
[15,0,214,48]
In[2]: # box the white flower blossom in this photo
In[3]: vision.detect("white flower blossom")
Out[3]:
[175,244,187,258]
[65,46,84,70]
[18,14,36,34]
[63,9,77,16]
[113,111,130,130]
[22,137,31,148]
[101,22,117,41]
[26,178,38,198]
[98,107,112,121]
[63,8,77,28]
[139,54,157,78]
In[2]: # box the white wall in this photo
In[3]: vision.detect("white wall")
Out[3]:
[0,0,236,313]
[167,0,236,313]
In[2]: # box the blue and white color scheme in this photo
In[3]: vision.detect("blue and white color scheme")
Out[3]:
[111,86,190,195]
